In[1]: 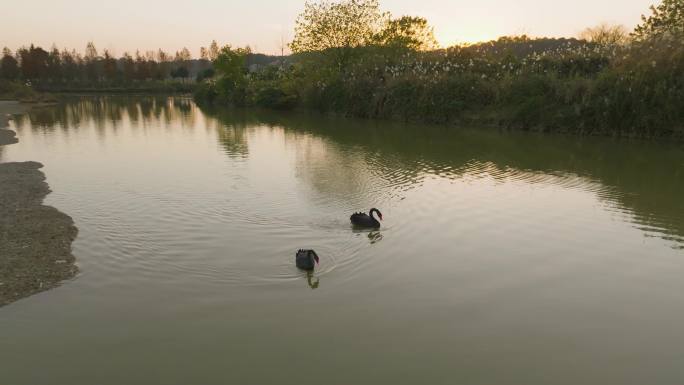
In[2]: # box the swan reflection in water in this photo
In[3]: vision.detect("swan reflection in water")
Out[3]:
[352,229,384,245]
[306,271,320,289]
[367,231,383,244]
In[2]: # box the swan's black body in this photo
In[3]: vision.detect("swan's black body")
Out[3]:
[350,208,383,228]
[296,249,320,271]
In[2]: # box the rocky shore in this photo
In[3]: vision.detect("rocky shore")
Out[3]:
[0,101,78,307]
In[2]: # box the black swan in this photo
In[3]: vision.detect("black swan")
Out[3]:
[350,208,383,228]
[296,249,320,271]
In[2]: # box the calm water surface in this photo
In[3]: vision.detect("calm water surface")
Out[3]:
[1,96,683,385]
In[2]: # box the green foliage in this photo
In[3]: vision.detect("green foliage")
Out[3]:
[196,30,684,137]
[254,86,298,109]
[189,0,684,138]
[171,66,190,79]
[289,0,437,72]
[0,49,20,80]
[0,79,54,102]
[1,42,214,92]
[19,45,49,80]
[196,68,215,82]
[372,16,438,51]
[633,0,684,41]
[290,0,388,72]
[290,0,387,53]
[193,82,219,104]
[211,46,252,105]
[214,46,251,80]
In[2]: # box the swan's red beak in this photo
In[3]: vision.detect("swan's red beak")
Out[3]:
[314,255,320,265]
[379,213,383,220]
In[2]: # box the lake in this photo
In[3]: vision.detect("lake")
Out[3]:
[1,96,683,385]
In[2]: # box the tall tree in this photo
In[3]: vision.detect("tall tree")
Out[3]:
[213,45,251,103]
[209,40,220,61]
[46,45,63,81]
[103,50,119,81]
[290,0,389,70]
[633,0,684,41]
[171,66,189,79]
[60,49,80,82]
[372,16,438,50]
[85,41,99,60]
[135,51,150,80]
[213,45,251,79]
[290,0,387,53]
[19,45,49,80]
[157,49,171,62]
[84,42,100,82]
[580,24,629,46]
[278,32,289,56]
[178,47,192,61]
[121,53,135,82]
[0,48,20,80]
[154,49,170,79]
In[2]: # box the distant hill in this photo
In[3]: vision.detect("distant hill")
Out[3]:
[457,36,593,58]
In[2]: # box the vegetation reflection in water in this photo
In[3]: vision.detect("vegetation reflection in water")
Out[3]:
[12,96,684,249]
[4,96,684,385]
[199,103,684,249]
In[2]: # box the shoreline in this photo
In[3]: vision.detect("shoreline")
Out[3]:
[0,128,18,145]
[0,101,27,145]
[0,101,78,307]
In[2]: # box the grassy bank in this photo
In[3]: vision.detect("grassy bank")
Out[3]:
[34,80,195,94]
[194,37,684,139]
[0,80,56,103]
[0,79,193,105]
[193,0,684,139]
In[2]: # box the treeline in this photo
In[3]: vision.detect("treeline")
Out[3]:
[195,0,684,138]
[0,42,220,92]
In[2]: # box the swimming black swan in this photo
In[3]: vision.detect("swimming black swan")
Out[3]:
[350,208,383,228]
[296,249,320,271]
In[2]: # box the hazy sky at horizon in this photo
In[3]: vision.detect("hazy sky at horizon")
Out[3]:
[2,0,655,56]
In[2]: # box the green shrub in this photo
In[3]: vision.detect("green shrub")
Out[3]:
[255,86,298,110]
[194,34,684,138]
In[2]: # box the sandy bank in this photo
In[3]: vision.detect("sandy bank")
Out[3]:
[0,162,79,306]
[0,101,78,307]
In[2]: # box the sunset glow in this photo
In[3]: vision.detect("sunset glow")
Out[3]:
[0,0,656,54]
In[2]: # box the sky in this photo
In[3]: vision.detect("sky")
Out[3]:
[2,0,656,56]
